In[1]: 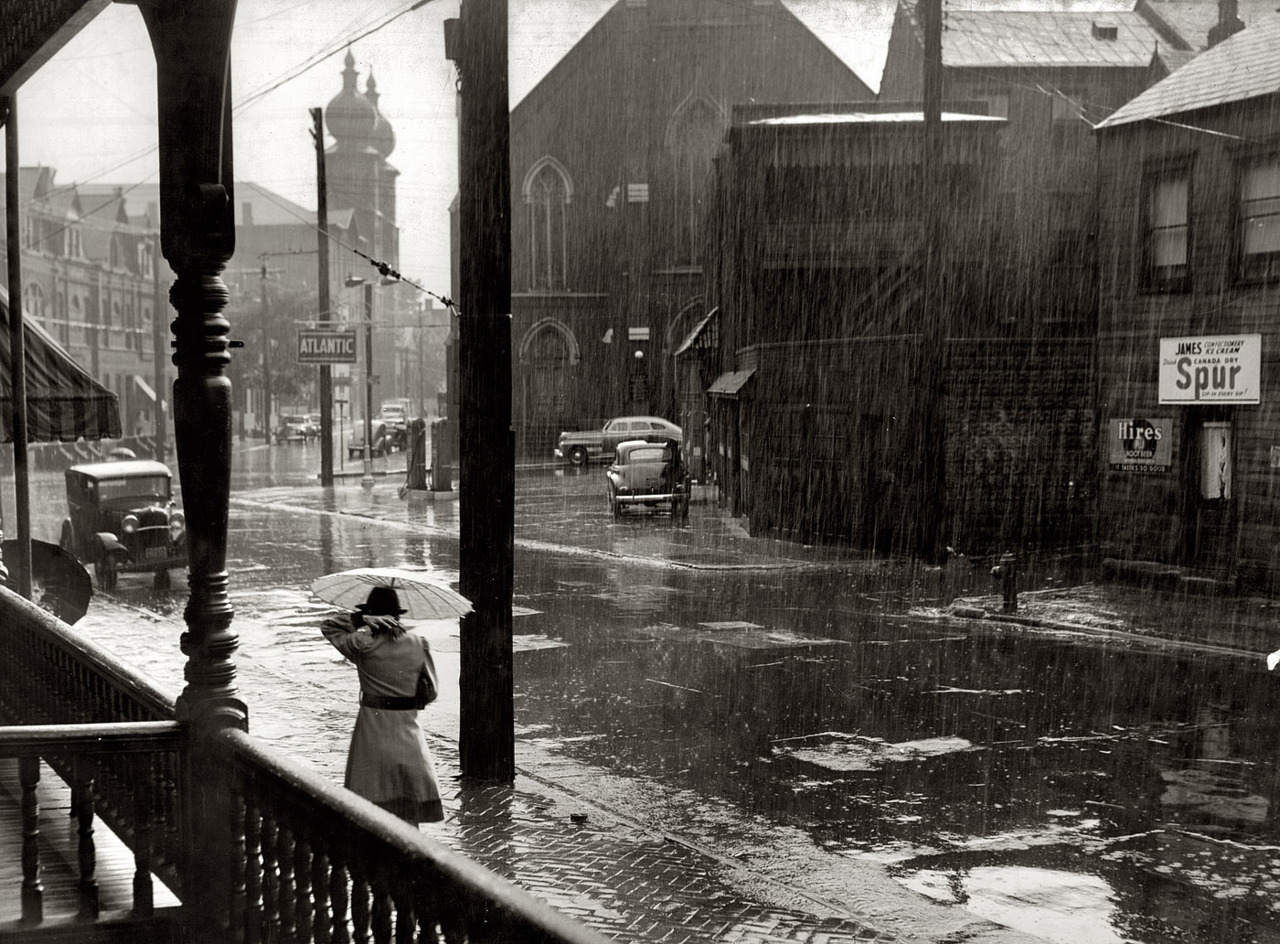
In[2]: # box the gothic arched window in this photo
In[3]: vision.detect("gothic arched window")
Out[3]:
[665,95,725,266]
[524,158,572,291]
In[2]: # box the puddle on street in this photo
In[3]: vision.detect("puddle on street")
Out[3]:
[513,561,1280,943]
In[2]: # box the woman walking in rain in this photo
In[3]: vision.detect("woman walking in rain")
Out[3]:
[322,585,444,824]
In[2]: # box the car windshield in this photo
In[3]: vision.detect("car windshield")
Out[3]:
[626,446,670,464]
[96,475,170,502]
[284,415,306,424]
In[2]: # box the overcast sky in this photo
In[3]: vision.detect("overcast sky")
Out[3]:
[16,0,890,299]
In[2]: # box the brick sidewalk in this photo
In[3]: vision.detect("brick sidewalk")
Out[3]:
[76,599,912,944]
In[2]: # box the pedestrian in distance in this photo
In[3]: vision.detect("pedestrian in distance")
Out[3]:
[321,585,444,824]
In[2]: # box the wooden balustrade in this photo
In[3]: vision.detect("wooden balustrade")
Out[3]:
[0,721,184,928]
[217,728,605,944]
[0,588,605,944]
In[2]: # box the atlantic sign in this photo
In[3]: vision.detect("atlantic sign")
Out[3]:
[1158,334,1261,404]
[297,329,358,364]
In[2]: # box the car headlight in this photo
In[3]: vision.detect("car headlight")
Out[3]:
[169,512,186,541]
[121,514,139,534]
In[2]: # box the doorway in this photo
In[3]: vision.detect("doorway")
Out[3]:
[1181,409,1235,570]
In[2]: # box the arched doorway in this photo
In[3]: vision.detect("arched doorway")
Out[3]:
[519,319,578,459]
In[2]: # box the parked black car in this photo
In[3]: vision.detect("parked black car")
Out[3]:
[605,438,691,520]
[60,459,187,591]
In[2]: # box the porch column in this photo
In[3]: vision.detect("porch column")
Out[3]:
[139,2,245,938]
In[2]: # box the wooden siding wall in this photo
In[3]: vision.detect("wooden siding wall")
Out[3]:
[1095,98,1280,590]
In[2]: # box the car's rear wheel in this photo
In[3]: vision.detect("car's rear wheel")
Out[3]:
[569,446,588,467]
[95,560,118,592]
[154,569,171,591]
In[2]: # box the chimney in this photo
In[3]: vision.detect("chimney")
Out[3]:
[1092,21,1118,40]
[1208,0,1244,46]
[242,201,254,227]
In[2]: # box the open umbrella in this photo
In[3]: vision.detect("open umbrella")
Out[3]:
[311,567,472,620]
[2,539,93,624]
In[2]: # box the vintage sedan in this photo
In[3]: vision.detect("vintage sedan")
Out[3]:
[60,459,187,591]
[605,438,691,520]
[555,416,681,467]
[348,420,389,459]
[275,413,315,443]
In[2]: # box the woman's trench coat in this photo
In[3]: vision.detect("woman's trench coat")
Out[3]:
[321,613,444,823]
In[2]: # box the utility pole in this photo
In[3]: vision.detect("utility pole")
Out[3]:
[259,261,272,440]
[919,0,947,562]
[447,0,514,781]
[3,93,31,598]
[311,106,334,486]
[361,281,374,487]
[152,231,166,461]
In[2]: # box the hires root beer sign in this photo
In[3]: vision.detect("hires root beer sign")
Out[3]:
[1108,418,1172,473]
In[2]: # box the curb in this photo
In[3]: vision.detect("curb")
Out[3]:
[944,603,1265,665]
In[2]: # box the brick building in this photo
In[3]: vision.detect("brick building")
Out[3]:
[1094,14,1280,589]
[0,168,170,444]
[488,0,883,458]
[703,104,1067,554]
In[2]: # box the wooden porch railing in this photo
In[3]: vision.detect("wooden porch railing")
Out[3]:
[0,587,608,944]
[0,722,184,926]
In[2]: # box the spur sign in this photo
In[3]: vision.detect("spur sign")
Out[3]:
[1158,334,1261,404]
[297,329,358,364]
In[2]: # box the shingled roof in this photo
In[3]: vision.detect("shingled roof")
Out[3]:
[942,8,1169,68]
[1097,13,1280,127]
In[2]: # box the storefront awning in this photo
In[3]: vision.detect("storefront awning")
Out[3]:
[708,367,755,398]
[134,374,156,403]
[0,286,121,443]
[674,307,719,357]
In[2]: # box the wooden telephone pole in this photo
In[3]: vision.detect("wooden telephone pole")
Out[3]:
[919,0,948,563]
[448,0,515,780]
[311,107,335,486]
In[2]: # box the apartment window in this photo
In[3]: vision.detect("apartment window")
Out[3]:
[1145,171,1190,291]
[1240,158,1280,280]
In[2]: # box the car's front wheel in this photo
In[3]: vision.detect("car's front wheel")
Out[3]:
[568,446,588,467]
[59,520,76,557]
[154,569,171,591]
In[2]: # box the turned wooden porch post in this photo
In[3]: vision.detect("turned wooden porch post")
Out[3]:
[139,1,246,937]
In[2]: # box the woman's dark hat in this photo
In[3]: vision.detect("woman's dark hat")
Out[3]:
[358,585,406,616]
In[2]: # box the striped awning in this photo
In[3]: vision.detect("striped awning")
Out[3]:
[0,286,121,443]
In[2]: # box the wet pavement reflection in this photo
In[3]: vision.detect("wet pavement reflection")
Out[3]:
[9,440,1280,942]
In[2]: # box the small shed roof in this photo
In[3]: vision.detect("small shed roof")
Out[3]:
[1098,13,1280,127]
[708,369,756,397]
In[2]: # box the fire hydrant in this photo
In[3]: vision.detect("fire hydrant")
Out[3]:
[990,552,1018,613]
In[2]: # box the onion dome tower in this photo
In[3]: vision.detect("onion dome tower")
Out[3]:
[324,49,377,145]
[365,71,397,160]
[323,49,400,268]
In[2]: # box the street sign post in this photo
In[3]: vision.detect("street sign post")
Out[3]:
[297,329,358,364]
